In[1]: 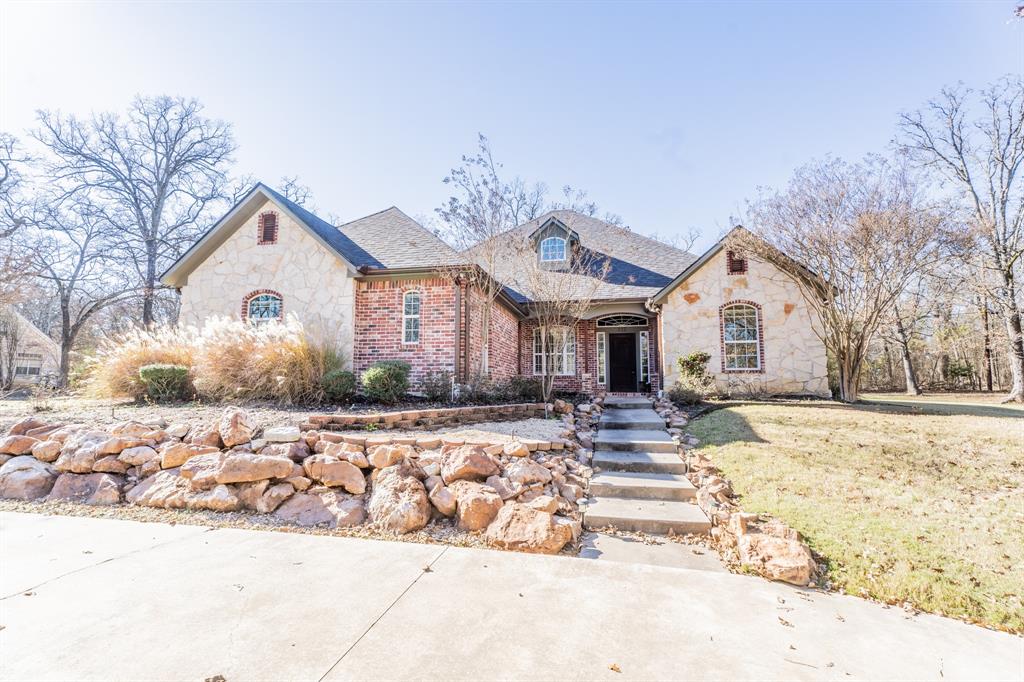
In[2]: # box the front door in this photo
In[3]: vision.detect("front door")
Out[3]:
[608,333,637,392]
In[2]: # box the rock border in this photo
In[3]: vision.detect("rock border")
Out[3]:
[302,402,549,431]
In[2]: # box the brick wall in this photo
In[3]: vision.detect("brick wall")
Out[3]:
[353,277,459,387]
[486,299,520,381]
[519,318,596,394]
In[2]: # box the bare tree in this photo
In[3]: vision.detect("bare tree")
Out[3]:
[34,96,235,327]
[897,77,1024,402]
[740,155,950,402]
[0,133,38,303]
[0,307,23,391]
[519,237,611,403]
[26,201,134,385]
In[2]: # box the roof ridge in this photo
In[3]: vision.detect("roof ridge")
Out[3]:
[335,205,403,229]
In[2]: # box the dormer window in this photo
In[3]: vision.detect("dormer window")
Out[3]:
[540,237,566,262]
[258,212,279,245]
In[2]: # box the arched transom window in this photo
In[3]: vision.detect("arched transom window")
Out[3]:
[539,237,566,262]
[721,303,761,370]
[403,290,421,343]
[596,314,649,328]
[246,293,283,324]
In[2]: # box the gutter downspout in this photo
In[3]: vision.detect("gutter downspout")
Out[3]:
[454,280,462,383]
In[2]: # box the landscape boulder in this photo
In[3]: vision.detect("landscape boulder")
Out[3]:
[323,442,369,468]
[6,417,47,436]
[484,502,572,554]
[502,441,530,458]
[30,439,62,463]
[118,445,160,467]
[179,451,226,490]
[302,455,366,494]
[737,533,816,586]
[504,458,553,486]
[218,407,254,448]
[441,445,499,484]
[428,483,457,517]
[273,489,365,528]
[367,444,416,469]
[0,456,59,499]
[47,472,122,506]
[367,464,431,533]
[0,435,39,456]
[160,443,220,469]
[53,431,110,473]
[447,480,503,530]
[92,456,129,474]
[263,426,300,443]
[214,453,294,484]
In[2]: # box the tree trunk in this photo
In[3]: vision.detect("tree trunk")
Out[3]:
[836,351,861,403]
[894,319,921,395]
[981,299,994,392]
[1003,308,1024,402]
[142,240,158,328]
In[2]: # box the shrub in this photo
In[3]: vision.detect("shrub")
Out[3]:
[87,326,193,400]
[668,350,716,405]
[420,370,453,402]
[138,364,191,402]
[496,375,542,401]
[667,383,703,405]
[322,369,357,403]
[361,360,410,405]
[88,316,345,405]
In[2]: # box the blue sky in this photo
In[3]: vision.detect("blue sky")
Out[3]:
[1,1,1020,251]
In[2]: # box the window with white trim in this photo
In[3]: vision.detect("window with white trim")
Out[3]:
[247,294,283,324]
[14,352,43,376]
[403,291,421,343]
[539,237,566,262]
[532,326,575,376]
[639,330,650,382]
[596,332,607,384]
[722,304,760,370]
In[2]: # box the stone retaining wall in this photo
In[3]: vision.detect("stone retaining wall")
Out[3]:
[301,402,548,432]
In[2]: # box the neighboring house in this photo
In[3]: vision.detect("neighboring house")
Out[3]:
[0,306,60,388]
[162,183,830,397]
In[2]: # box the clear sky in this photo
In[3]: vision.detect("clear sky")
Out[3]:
[1,1,1020,251]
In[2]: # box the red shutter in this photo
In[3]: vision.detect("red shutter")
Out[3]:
[258,213,278,244]
[726,250,747,275]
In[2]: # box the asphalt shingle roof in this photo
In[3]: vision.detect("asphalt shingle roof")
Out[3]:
[468,210,697,302]
[337,207,457,269]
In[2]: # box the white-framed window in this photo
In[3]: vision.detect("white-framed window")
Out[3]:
[14,352,43,376]
[403,290,421,343]
[532,326,576,376]
[639,330,650,382]
[539,237,566,262]
[722,304,761,370]
[596,332,607,384]
[246,294,283,324]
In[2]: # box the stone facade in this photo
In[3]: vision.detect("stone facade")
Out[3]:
[178,198,355,355]
[659,249,829,397]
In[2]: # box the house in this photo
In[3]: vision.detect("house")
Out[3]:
[0,306,60,388]
[162,183,830,398]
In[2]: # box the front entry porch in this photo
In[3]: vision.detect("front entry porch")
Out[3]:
[595,314,655,395]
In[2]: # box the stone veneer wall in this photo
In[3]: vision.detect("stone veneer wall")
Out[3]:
[659,249,829,397]
[178,198,355,358]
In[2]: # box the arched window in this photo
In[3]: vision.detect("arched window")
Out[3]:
[721,303,761,370]
[596,314,649,328]
[403,290,421,343]
[258,212,279,244]
[539,237,566,262]
[244,292,283,324]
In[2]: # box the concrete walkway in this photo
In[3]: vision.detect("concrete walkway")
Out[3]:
[1,512,1019,681]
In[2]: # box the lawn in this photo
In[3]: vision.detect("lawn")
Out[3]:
[689,400,1024,633]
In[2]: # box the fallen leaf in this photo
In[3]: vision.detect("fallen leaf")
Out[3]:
[778,617,793,627]
[609,663,621,673]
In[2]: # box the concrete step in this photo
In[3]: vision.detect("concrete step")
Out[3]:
[603,396,653,410]
[599,408,666,430]
[590,471,696,501]
[592,450,687,474]
[584,497,711,535]
[594,429,677,453]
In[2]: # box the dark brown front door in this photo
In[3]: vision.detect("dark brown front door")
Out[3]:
[608,333,637,392]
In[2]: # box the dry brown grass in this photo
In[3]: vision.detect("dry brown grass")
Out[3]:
[690,401,1024,633]
[87,317,343,405]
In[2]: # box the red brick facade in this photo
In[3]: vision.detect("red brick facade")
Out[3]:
[354,274,661,396]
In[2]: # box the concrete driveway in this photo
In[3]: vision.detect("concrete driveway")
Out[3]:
[0,512,1019,681]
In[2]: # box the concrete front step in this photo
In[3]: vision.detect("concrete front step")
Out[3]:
[584,497,711,535]
[602,396,653,409]
[590,471,696,501]
[598,408,666,430]
[594,429,677,453]
[592,450,687,474]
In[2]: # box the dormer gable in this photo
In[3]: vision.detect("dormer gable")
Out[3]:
[529,217,580,269]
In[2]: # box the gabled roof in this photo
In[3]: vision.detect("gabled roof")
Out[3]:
[338,207,457,270]
[648,227,741,305]
[467,210,697,303]
[161,183,383,287]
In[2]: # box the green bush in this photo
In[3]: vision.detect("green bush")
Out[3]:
[361,360,410,405]
[322,369,357,402]
[667,350,715,406]
[420,370,453,402]
[138,364,191,402]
